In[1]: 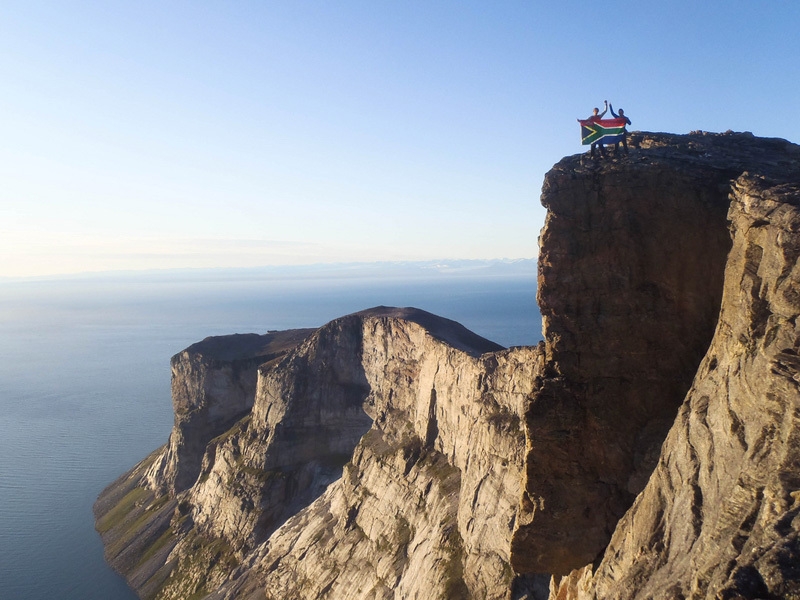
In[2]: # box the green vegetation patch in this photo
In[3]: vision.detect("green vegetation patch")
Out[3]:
[211,413,253,446]
[135,523,177,569]
[96,485,151,534]
[106,494,172,559]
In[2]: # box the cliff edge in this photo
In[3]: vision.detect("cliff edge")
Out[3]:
[95,131,800,599]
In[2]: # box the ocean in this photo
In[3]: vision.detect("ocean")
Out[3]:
[0,262,541,599]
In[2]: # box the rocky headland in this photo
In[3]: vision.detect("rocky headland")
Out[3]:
[95,131,800,599]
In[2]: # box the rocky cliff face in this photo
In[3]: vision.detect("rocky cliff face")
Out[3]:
[96,131,800,600]
[207,311,542,600]
[146,330,316,495]
[511,132,737,575]
[548,144,800,599]
[95,307,545,599]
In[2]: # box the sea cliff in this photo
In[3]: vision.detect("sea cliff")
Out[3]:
[95,131,800,599]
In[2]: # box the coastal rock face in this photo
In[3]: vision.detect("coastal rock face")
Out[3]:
[96,307,546,599]
[210,315,543,600]
[146,330,315,494]
[96,131,800,600]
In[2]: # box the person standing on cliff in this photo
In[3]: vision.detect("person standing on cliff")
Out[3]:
[609,104,631,155]
[585,100,608,158]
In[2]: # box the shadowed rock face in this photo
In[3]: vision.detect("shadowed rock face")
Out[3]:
[512,132,751,574]
[511,131,800,598]
[146,329,316,494]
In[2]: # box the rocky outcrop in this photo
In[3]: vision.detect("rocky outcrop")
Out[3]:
[512,132,768,574]
[549,164,800,599]
[208,314,543,600]
[93,330,314,598]
[95,307,546,599]
[96,131,800,600]
[515,131,800,598]
[146,330,315,494]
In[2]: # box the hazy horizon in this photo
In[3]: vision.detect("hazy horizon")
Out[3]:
[0,256,537,283]
[2,2,798,278]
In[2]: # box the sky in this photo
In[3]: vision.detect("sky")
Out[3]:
[1,1,799,278]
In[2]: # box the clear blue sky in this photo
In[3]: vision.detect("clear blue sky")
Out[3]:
[2,1,798,277]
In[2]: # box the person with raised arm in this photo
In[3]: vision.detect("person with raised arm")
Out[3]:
[609,103,632,155]
[581,100,608,158]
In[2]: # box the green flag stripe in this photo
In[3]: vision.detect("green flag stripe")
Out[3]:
[581,123,625,145]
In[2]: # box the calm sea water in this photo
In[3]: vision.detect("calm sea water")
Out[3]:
[0,268,540,599]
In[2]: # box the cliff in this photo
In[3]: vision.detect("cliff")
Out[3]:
[547,136,800,599]
[95,308,546,599]
[95,131,800,600]
[148,329,317,495]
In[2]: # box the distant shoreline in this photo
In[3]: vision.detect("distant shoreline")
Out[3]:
[0,258,537,285]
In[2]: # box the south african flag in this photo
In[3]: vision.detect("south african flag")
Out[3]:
[578,118,628,145]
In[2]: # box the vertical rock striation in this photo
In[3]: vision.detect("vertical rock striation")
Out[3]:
[147,330,315,495]
[512,132,745,574]
[518,131,800,598]
[207,311,542,600]
[96,307,545,599]
[551,170,800,599]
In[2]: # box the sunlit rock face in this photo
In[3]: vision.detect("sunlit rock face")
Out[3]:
[550,168,800,600]
[96,307,546,599]
[209,311,543,600]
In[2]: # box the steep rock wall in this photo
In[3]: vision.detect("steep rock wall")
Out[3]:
[552,171,800,599]
[96,307,545,599]
[512,132,746,575]
[210,317,542,600]
[146,330,314,494]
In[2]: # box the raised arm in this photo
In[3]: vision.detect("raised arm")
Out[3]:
[597,100,608,118]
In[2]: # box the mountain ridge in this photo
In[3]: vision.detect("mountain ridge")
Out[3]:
[95,130,800,599]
